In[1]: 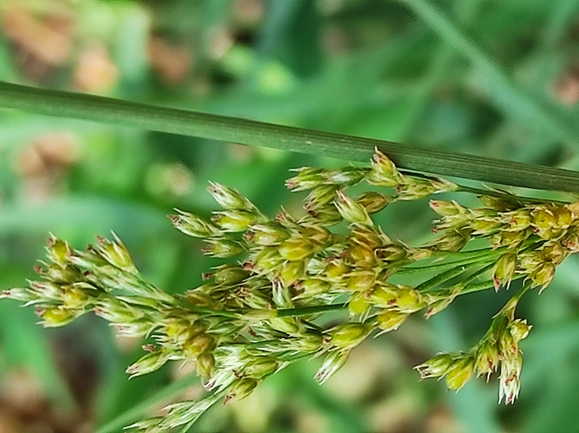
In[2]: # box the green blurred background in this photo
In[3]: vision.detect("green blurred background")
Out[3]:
[1,0,579,432]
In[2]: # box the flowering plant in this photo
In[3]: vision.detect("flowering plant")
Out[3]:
[3,148,575,431]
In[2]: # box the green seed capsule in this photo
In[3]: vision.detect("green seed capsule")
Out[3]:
[330,322,372,350]
[376,310,408,332]
[182,333,215,358]
[279,236,314,261]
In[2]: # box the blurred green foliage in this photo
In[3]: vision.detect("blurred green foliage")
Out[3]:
[1,0,579,432]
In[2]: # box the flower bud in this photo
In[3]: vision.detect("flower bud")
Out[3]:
[346,270,376,292]
[432,230,469,252]
[334,190,372,225]
[224,378,259,404]
[508,319,531,342]
[315,350,350,384]
[530,262,555,292]
[423,287,461,319]
[305,185,338,209]
[470,218,502,235]
[492,253,517,291]
[300,225,332,247]
[475,340,499,379]
[415,353,454,379]
[272,279,293,308]
[345,244,376,268]
[348,292,372,316]
[278,236,314,261]
[245,223,290,246]
[297,278,331,298]
[369,283,398,308]
[96,233,135,271]
[251,247,284,273]
[45,264,79,284]
[126,350,169,378]
[499,352,522,404]
[279,260,304,287]
[349,224,384,250]
[504,210,531,231]
[212,210,258,232]
[329,322,372,350]
[325,166,367,185]
[47,235,71,265]
[169,211,219,238]
[531,207,557,238]
[396,177,437,200]
[210,265,249,285]
[445,356,474,391]
[196,352,216,378]
[367,150,401,187]
[242,357,280,379]
[285,167,326,191]
[0,287,36,302]
[285,331,324,353]
[356,192,392,214]
[479,195,520,211]
[554,206,573,228]
[27,281,61,301]
[393,285,425,313]
[208,181,255,210]
[182,333,215,358]
[429,200,464,217]
[306,204,344,226]
[61,285,90,309]
[269,317,304,335]
[38,306,78,327]
[203,238,246,258]
[493,229,528,249]
[323,259,350,282]
[376,310,408,332]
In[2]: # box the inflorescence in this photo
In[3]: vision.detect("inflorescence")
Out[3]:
[3,149,578,431]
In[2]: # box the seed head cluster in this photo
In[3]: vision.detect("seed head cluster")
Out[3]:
[2,149,577,430]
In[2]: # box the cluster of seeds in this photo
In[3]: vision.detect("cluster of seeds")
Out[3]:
[2,149,578,431]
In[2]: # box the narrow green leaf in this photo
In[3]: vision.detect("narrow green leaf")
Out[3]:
[1,81,579,192]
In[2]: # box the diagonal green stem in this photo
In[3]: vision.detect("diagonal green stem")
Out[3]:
[1,81,579,192]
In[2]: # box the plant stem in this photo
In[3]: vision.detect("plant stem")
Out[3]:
[276,303,347,317]
[396,248,501,275]
[1,82,579,192]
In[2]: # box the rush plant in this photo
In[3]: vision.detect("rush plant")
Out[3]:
[1,82,579,431]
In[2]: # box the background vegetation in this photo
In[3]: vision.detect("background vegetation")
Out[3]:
[1,0,579,432]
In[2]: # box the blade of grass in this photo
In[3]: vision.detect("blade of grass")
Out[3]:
[401,0,579,145]
[2,81,579,192]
